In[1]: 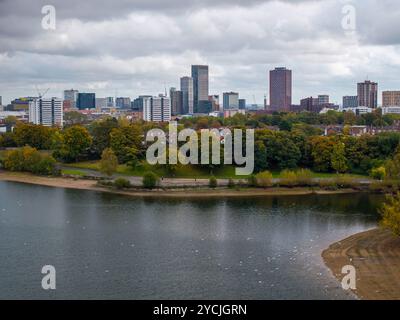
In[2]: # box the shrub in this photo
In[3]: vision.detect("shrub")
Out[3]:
[370,167,386,180]
[114,178,131,190]
[280,170,298,187]
[3,146,58,176]
[142,172,159,189]
[228,179,235,189]
[295,169,314,186]
[32,156,58,176]
[209,176,217,188]
[318,179,338,191]
[256,171,273,188]
[380,193,400,236]
[247,174,258,187]
[334,176,359,189]
[99,148,118,177]
[369,180,399,194]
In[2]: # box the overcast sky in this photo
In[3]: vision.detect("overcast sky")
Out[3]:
[1,0,400,106]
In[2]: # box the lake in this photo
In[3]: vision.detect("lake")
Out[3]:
[0,181,383,299]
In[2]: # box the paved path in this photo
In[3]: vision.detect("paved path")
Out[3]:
[61,165,372,188]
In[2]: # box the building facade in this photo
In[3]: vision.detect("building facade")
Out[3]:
[209,95,220,111]
[116,97,131,109]
[63,89,79,109]
[191,65,209,113]
[77,93,96,110]
[223,92,239,110]
[239,99,246,110]
[318,95,329,105]
[143,96,171,122]
[382,91,400,107]
[343,96,358,109]
[170,88,183,116]
[180,76,194,114]
[269,67,292,112]
[29,98,63,127]
[357,80,378,108]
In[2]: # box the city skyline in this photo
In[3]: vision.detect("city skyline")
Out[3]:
[1,0,400,105]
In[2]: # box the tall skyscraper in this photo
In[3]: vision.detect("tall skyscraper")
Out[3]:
[77,93,96,110]
[223,92,239,110]
[382,91,400,107]
[143,96,171,122]
[29,98,63,127]
[343,96,358,108]
[63,89,79,109]
[170,88,183,115]
[269,67,292,112]
[357,80,378,108]
[191,65,209,113]
[180,76,194,114]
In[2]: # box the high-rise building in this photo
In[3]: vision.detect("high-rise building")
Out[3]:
[300,97,320,113]
[269,67,292,112]
[191,65,209,113]
[239,99,246,110]
[357,80,378,108]
[116,97,131,109]
[133,95,152,112]
[223,92,239,110]
[77,93,96,110]
[180,76,194,114]
[170,88,183,115]
[143,96,171,122]
[29,98,63,127]
[63,89,79,109]
[95,98,108,110]
[382,91,400,107]
[106,97,114,108]
[209,95,220,111]
[343,96,358,109]
[318,95,329,105]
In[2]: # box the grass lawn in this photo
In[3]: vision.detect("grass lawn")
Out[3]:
[61,169,86,176]
[66,160,369,180]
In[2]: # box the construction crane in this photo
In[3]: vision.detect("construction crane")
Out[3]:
[35,85,50,99]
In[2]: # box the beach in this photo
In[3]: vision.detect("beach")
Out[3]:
[0,171,361,198]
[323,228,400,300]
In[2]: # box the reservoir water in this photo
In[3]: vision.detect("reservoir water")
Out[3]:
[0,181,382,299]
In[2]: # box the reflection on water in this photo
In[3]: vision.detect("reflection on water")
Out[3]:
[0,182,382,299]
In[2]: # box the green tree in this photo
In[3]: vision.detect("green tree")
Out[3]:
[142,172,159,189]
[13,123,57,150]
[331,141,348,173]
[89,118,119,157]
[54,126,92,162]
[110,125,142,163]
[99,148,118,176]
[309,136,335,172]
[380,193,400,236]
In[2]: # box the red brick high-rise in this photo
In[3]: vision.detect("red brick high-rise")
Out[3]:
[269,67,292,112]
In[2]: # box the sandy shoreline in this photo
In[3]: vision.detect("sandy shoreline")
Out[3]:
[323,228,400,300]
[0,171,362,198]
